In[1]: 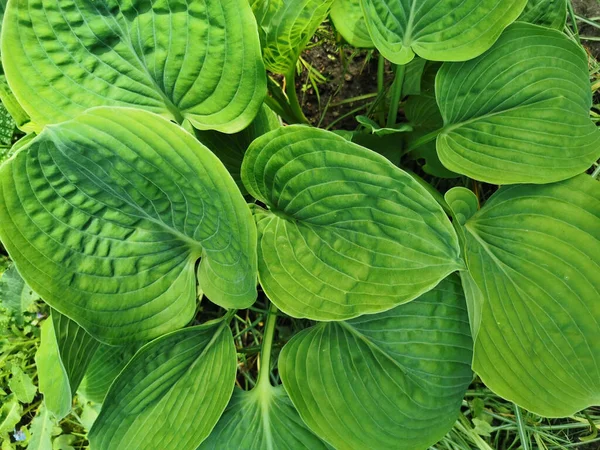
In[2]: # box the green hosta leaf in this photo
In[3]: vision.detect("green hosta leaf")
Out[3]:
[445,187,478,227]
[436,23,600,184]
[194,105,281,194]
[36,311,99,419]
[2,0,265,132]
[0,76,33,134]
[519,0,567,29]
[464,174,600,416]
[251,0,335,74]
[89,322,237,450]
[8,366,37,404]
[78,343,139,404]
[0,395,22,434]
[0,107,257,343]
[0,265,38,325]
[242,126,462,321]
[279,275,473,450]
[356,115,412,136]
[200,385,328,449]
[360,0,526,64]
[28,404,56,450]
[330,0,373,48]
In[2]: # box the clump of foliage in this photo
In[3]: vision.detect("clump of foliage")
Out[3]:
[0,0,598,449]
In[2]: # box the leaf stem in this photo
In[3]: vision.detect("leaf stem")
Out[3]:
[377,54,385,125]
[387,63,406,127]
[405,127,444,152]
[256,303,278,388]
[285,68,309,124]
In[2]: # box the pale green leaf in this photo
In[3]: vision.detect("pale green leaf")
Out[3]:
[2,0,266,132]
[52,434,76,450]
[8,366,36,404]
[0,76,33,133]
[360,0,526,64]
[0,107,257,343]
[445,187,478,227]
[89,322,237,450]
[0,395,22,434]
[0,265,38,325]
[251,0,335,74]
[330,0,373,48]
[200,385,328,450]
[242,126,462,321]
[356,115,412,136]
[28,404,55,450]
[279,275,473,450]
[36,310,100,419]
[436,23,600,184]
[78,343,139,404]
[465,174,600,416]
[519,0,567,29]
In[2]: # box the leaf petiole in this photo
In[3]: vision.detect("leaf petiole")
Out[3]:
[257,303,278,388]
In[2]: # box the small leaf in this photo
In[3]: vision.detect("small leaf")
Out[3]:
[28,404,55,450]
[519,0,567,29]
[0,107,257,343]
[242,126,462,321]
[89,322,237,450]
[360,0,526,64]
[436,23,600,184]
[465,174,600,416]
[330,0,373,48]
[2,0,266,132]
[472,418,494,437]
[0,265,38,325]
[445,187,479,226]
[0,395,22,434]
[8,366,36,404]
[356,115,412,136]
[279,275,473,450]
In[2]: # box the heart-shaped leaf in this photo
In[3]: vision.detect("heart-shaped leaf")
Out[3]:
[279,275,473,450]
[242,126,462,321]
[330,0,373,48]
[519,0,567,29]
[436,22,600,184]
[89,321,237,450]
[360,0,526,64]
[1,0,266,132]
[465,174,600,416]
[251,0,335,74]
[0,107,257,343]
[200,385,328,449]
[36,311,100,419]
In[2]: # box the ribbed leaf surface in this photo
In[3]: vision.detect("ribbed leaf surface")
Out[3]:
[89,322,236,450]
[200,385,328,449]
[519,0,567,29]
[465,175,600,416]
[360,0,526,64]
[242,126,462,321]
[1,0,266,132]
[330,0,373,48]
[0,107,257,343]
[436,23,600,184]
[279,276,473,450]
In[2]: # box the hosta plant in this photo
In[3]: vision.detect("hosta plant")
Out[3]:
[0,0,599,449]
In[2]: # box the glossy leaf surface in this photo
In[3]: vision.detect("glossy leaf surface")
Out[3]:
[465,175,600,416]
[280,276,473,450]
[436,23,600,184]
[0,107,257,343]
[242,126,462,321]
[360,0,526,64]
[2,0,266,132]
[519,0,567,29]
[89,322,237,450]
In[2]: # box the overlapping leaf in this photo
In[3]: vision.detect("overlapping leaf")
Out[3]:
[519,0,567,29]
[464,175,600,416]
[242,126,462,320]
[251,0,335,74]
[89,322,237,450]
[1,0,266,132]
[360,0,526,64]
[330,0,373,48]
[0,265,37,325]
[279,276,473,450]
[436,23,600,184]
[0,107,257,343]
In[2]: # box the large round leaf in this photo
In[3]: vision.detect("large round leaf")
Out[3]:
[360,0,526,64]
[279,275,473,450]
[330,0,373,48]
[519,0,567,29]
[435,22,600,185]
[465,175,600,416]
[1,0,266,133]
[200,385,328,449]
[251,0,334,74]
[0,107,257,343]
[89,322,236,450]
[242,126,462,321]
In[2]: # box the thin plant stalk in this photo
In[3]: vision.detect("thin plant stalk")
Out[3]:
[256,303,278,388]
[387,63,406,127]
[377,53,386,125]
[285,67,310,124]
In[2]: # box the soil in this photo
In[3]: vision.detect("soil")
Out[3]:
[573,0,600,58]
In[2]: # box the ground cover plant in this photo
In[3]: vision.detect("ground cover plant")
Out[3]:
[0,0,599,449]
